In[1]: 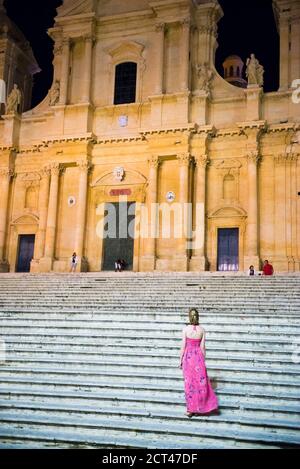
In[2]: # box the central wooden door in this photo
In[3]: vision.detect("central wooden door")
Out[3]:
[217,228,239,271]
[16,235,35,273]
[102,202,136,271]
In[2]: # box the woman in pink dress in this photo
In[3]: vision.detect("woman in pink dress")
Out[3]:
[180,308,218,418]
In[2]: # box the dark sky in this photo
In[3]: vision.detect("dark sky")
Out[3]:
[4,0,279,108]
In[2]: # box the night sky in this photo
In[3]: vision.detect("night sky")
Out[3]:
[4,0,279,108]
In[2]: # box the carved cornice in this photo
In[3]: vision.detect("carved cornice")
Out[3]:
[140,124,197,138]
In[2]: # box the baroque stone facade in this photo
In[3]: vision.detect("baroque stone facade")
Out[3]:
[0,0,299,273]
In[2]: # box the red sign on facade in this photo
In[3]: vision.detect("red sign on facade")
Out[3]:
[109,188,132,196]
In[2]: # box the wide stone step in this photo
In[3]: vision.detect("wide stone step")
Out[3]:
[3,350,298,370]
[0,409,299,447]
[5,344,296,362]
[2,388,299,421]
[1,333,297,350]
[1,311,299,325]
[1,363,299,383]
[0,424,273,449]
[2,374,299,398]
[1,319,298,334]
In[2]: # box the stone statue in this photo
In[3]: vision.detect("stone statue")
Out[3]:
[246,54,264,87]
[49,80,60,106]
[5,84,22,114]
[196,63,214,93]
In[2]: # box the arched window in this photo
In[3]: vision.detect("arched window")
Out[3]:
[114,62,137,105]
[229,66,234,77]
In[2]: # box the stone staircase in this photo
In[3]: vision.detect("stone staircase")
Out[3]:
[0,273,299,449]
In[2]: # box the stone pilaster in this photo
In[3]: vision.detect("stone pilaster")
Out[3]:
[75,160,91,271]
[154,23,165,95]
[0,168,13,272]
[81,35,94,103]
[141,155,160,271]
[39,163,61,272]
[31,166,51,272]
[245,151,261,270]
[174,152,191,271]
[180,19,190,91]
[190,154,209,272]
[59,38,70,105]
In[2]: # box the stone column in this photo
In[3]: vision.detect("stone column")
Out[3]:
[154,23,165,95]
[40,163,61,272]
[175,153,191,271]
[74,160,90,271]
[82,35,93,103]
[32,166,51,263]
[190,154,209,271]
[59,38,70,105]
[180,19,190,91]
[0,169,13,272]
[142,155,160,271]
[246,152,260,269]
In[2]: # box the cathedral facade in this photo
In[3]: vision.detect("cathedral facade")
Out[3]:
[0,0,299,274]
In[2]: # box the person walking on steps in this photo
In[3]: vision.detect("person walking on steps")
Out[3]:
[180,308,218,418]
[70,252,78,273]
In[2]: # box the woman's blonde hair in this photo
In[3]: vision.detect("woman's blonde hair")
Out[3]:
[188,308,199,326]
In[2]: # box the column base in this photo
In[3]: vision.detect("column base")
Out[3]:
[140,256,156,272]
[38,257,53,273]
[173,254,189,272]
[30,259,41,273]
[244,256,260,272]
[78,256,89,273]
[189,256,208,272]
[0,260,9,273]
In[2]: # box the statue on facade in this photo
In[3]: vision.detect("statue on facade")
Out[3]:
[5,84,22,114]
[195,63,214,94]
[49,80,60,106]
[246,54,264,87]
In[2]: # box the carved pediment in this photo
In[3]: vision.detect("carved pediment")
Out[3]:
[208,205,247,219]
[11,214,39,225]
[107,41,145,62]
[56,0,97,17]
[91,169,147,187]
[214,159,242,170]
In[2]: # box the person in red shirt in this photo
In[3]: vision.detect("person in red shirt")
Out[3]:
[262,260,274,276]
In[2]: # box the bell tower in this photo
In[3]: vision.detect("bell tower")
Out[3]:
[273,0,300,90]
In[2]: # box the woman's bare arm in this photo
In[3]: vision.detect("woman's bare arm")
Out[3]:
[200,328,206,358]
[179,328,186,368]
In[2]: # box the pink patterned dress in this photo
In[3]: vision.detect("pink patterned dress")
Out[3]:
[182,330,218,414]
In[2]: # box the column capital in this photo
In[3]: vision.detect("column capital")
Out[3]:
[49,162,61,176]
[180,17,191,29]
[148,155,160,169]
[246,151,261,164]
[0,168,14,179]
[177,152,191,167]
[155,22,165,33]
[62,37,71,47]
[194,154,209,168]
[275,152,299,165]
[77,160,93,173]
[40,166,51,179]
